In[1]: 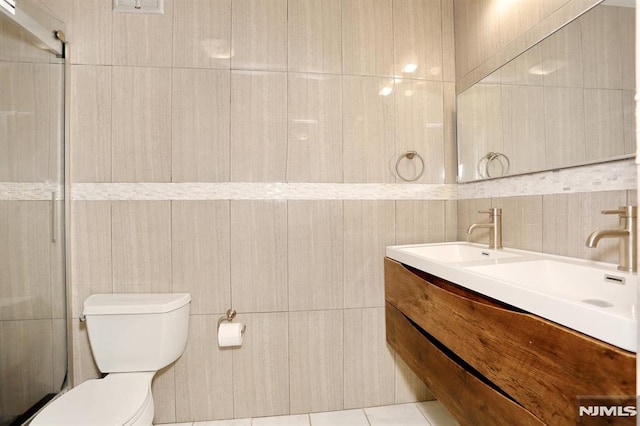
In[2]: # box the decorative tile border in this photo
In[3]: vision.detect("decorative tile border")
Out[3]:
[0,183,63,200]
[5,160,632,202]
[458,159,637,200]
[71,182,459,201]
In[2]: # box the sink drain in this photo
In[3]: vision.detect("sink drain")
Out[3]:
[582,299,614,308]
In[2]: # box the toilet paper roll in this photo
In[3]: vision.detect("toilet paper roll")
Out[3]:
[218,322,244,347]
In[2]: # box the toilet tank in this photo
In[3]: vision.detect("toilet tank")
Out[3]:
[83,293,191,373]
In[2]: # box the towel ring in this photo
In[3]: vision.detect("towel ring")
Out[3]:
[395,151,425,182]
[477,152,510,178]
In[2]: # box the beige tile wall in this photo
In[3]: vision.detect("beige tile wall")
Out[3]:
[174,315,233,421]
[453,0,500,82]
[232,312,289,418]
[342,0,394,77]
[343,308,396,409]
[70,65,111,182]
[111,67,172,182]
[288,0,342,74]
[287,73,343,182]
[393,0,444,81]
[289,310,344,414]
[172,0,231,70]
[53,0,457,422]
[70,201,112,315]
[230,71,287,182]
[231,0,288,71]
[111,201,172,293]
[230,201,287,313]
[343,201,395,308]
[288,201,345,311]
[342,75,396,183]
[62,0,456,185]
[173,201,231,314]
[171,69,230,182]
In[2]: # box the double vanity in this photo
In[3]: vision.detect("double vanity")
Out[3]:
[386,0,638,422]
[385,218,637,424]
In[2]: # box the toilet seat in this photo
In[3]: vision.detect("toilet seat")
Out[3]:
[31,372,154,426]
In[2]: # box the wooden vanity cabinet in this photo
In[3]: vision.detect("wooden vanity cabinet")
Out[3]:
[384,258,636,425]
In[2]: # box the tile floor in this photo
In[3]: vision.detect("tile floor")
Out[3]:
[159,401,459,426]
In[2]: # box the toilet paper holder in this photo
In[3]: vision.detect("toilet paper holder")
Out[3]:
[218,308,246,333]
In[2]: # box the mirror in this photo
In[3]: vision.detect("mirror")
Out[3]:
[456,0,635,182]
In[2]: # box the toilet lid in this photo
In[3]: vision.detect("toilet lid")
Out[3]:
[31,373,152,426]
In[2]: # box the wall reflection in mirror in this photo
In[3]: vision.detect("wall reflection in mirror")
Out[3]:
[457,0,635,182]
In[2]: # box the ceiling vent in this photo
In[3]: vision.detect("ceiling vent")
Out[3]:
[113,0,164,14]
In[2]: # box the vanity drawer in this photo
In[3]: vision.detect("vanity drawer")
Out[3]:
[385,258,635,425]
[386,302,543,425]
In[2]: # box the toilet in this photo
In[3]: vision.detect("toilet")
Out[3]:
[31,293,191,426]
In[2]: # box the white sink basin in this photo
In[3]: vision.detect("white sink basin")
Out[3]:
[465,260,636,351]
[386,242,637,352]
[399,243,520,264]
[465,260,633,306]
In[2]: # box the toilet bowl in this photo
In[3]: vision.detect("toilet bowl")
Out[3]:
[31,372,154,426]
[31,293,191,426]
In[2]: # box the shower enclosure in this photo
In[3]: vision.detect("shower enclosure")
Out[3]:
[0,1,68,424]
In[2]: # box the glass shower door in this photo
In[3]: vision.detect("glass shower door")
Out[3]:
[0,2,67,424]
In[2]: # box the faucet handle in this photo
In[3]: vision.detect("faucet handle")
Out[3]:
[601,206,637,218]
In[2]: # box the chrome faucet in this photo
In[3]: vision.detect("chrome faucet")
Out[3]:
[586,206,637,272]
[467,208,503,249]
